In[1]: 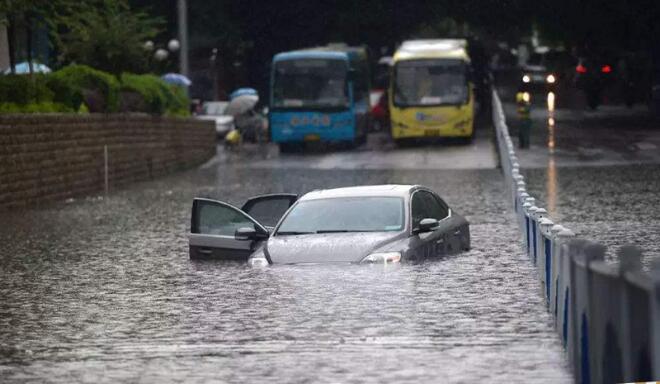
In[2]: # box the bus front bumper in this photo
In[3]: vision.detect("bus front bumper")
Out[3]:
[391,119,473,139]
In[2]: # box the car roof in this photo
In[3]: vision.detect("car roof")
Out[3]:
[299,185,418,201]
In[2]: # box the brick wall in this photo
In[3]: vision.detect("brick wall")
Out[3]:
[0,114,216,209]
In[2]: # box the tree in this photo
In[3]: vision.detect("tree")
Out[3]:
[53,0,163,74]
[0,0,71,74]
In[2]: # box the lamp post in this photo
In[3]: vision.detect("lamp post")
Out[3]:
[177,0,189,77]
[210,48,218,100]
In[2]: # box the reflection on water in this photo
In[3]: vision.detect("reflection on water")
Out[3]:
[546,92,557,215]
[0,167,571,383]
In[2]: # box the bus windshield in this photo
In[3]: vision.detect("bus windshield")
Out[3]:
[394,59,468,107]
[272,59,349,109]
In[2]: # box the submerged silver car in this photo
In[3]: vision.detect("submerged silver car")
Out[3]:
[188,185,470,264]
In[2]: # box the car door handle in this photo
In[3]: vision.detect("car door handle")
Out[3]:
[198,248,213,255]
[436,238,444,244]
[454,230,461,236]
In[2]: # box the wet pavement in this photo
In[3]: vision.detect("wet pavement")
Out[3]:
[0,124,573,383]
[500,86,660,264]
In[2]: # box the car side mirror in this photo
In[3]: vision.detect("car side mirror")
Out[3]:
[414,218,439,234]
[235,227,268,241]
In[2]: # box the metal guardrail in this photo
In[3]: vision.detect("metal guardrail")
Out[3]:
[491,90,660,383]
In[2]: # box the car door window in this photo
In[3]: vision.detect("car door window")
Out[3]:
[411,191,428,229]
[429,194,449,220]
[241,194,297,228]
[193,199,259,236]
[412,191,448,228]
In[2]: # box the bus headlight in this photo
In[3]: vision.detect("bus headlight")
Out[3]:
[546,74,556,84]
[522,75,531,83]
[361,252,401,264]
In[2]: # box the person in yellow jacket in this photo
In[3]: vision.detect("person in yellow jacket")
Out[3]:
[516,91,531,149]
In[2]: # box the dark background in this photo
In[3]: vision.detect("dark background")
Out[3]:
[130,0,660,100]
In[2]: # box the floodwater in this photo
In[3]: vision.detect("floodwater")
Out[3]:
[0,133,572,383]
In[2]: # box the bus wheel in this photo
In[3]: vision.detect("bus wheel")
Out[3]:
[394,138,409,148]
[279,143,301,153]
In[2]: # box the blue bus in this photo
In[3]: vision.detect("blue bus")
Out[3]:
[269,45,370,152]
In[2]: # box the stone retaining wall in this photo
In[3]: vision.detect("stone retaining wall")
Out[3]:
[0,114,215,209]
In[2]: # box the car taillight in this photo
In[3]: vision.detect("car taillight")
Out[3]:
[576,64,587,74]
[601,65,612,73]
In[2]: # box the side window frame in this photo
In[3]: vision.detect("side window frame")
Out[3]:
[191,198,266,237]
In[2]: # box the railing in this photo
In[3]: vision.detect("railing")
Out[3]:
[491,90,660,383]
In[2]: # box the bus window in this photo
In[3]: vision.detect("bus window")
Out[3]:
[394,59,468,106]
[272,59,349,109]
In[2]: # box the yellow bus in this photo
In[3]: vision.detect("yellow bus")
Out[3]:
[389,39,475,144]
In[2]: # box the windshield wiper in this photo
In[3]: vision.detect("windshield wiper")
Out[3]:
[277,231,315,235]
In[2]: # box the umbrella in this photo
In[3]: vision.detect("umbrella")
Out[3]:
[229,87,258,100]
[225,94,259,116]
[3,61,51,74]
[161,73,192,86]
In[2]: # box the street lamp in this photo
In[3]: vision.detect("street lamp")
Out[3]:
[144,39,182,73]
[143,40,155,51]
[167,39,180,52]
[154,48,169,62]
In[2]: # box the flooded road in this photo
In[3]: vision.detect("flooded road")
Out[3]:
[0,128,572,382]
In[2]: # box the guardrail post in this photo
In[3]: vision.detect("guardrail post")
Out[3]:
[588,248,624,384]
[619,245,653,382]
[528,205,539,259]
[549,224,563,317]
[570,241,604,384]
[555,227,575,340]
[518,192,529,231]
[538,218,554,304]
[651,259,660,379]
[533,208,548,265]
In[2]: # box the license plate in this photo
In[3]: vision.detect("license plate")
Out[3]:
[424,129,440,137]
[304,134,321,141]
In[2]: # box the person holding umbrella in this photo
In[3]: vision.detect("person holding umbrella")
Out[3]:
[224,88,267,147]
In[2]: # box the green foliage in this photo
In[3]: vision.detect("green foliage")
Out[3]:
[0,64,188,115]
[0,102,73,114]
[120,73,167,114]
[53,0,163,74]
[162,84,190,117]
[0,74,54,104]
[48,65,120,112]
[119,73,189,116]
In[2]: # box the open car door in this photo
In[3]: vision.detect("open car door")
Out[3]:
[189,194,297,260]
[241,193,298,229]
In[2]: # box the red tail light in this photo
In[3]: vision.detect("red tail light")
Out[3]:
[576,64,587,73]
[601,65,612,73]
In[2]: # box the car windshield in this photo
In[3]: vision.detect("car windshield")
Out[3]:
[202,102,228,115]
[272,59,349,109]
[276,197,404,234]
[394,58,468,106]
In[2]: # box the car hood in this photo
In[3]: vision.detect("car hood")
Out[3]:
[265,232,402,264]
[196,115,234,124]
